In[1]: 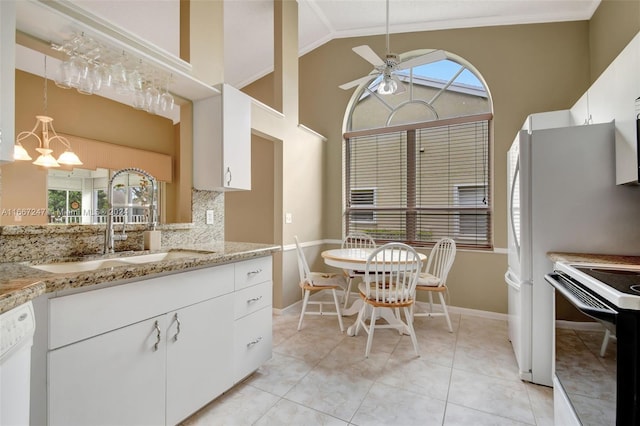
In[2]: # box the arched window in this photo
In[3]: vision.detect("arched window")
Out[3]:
[343,50,493,249]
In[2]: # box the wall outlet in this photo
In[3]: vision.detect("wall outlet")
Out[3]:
[285,213,293,224]
[206,210,214,225]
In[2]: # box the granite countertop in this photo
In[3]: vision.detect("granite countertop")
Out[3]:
[548,252,640,266]
[0,241,280,315]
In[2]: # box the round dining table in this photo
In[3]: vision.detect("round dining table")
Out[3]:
[321,247,427,335]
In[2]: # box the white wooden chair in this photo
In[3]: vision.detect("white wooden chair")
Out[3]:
[412,238,456,332]
[294,236,345,332]
[354,242,422,358]
[341,232,376,308]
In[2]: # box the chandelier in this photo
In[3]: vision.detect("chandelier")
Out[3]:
[14,57,83,168]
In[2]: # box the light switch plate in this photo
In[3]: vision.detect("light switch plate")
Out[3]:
[206,210,214,225]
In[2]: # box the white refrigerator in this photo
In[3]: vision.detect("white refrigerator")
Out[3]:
[505,111,640,386]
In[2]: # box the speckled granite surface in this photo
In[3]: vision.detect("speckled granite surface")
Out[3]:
[548,252,640,266]
[0,241,280,314]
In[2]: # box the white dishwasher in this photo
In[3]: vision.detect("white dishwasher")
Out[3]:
[0,301,36,426]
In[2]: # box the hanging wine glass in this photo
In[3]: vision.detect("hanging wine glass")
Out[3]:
[160,75,174,112]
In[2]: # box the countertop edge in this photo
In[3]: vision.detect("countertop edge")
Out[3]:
[0,242,281,314]
[548,252,640,265]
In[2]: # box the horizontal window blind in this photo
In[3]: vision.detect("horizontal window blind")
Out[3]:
[345,116,491,249]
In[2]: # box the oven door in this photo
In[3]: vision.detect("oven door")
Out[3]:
[545,272,618,425]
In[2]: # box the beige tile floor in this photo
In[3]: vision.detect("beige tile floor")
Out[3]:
[182,302,554,426]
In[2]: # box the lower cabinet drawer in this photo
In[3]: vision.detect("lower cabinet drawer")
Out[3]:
[233,306,272,383]
[234,281,272,320]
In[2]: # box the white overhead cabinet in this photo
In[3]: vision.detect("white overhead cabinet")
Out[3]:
[0,0,15,164]
[570,33,640,185]
[194,84,252,191]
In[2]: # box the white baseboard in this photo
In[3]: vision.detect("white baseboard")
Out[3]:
[274,292,508,321]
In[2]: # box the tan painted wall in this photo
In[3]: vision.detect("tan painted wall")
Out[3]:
[225,135,276,245]
[244,4,638,313]
[589,0,640,82]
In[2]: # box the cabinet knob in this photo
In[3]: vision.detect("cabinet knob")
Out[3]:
[247,295,263,303]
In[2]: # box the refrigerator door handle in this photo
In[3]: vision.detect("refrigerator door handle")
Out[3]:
[505,270,521,290]
[509,159,521,259]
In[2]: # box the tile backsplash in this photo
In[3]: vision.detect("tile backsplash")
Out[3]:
[0,189,224,263]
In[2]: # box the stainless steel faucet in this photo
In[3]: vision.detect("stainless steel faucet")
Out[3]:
[104,168,157,254]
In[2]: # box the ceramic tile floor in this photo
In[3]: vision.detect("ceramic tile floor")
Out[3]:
[182,302,554,426]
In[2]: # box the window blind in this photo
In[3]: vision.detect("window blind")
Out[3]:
[345,115,492,249]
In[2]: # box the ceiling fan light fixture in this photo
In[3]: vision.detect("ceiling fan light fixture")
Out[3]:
[377,75,398,95]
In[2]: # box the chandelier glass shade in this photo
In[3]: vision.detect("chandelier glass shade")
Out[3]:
[377,74,398,95]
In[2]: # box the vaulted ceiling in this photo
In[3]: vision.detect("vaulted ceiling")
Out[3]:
[225,0,601,88]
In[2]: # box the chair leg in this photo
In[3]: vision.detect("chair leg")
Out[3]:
[404,306,420,357]
[394,307,403,335]
[365,306,377,358]
[600,329,611,357]
[297,289,311,331]
[439,292,453,333]
[343,277,353,309]
[428,292,434,313]
[331,289,345,332]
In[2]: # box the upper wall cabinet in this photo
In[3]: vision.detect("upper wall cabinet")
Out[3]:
[0,1,16,163]
[570,32,640,185]
[193,84,252,191]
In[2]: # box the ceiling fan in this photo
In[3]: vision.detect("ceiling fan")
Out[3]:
[339,0,447,95]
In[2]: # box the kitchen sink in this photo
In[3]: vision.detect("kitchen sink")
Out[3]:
[30,250,213,274]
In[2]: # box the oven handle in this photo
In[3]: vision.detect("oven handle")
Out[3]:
[545,273,618,324]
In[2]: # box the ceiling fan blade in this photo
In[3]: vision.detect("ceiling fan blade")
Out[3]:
[339,74,378,90]
[352,45,385,67]
[397,50,447,70]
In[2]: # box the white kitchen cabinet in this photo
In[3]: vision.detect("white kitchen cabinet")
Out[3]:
[49,292,235,426]
[233,257,273,382]
[48,315,168,426]
[193,83,252,191]
[570,33,640,185]
[166,295,234,425]
[44,256,272,425]
[234,305,272,382]
[0,0,16,164]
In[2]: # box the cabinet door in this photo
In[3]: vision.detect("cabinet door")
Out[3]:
[48,316,167,426]
[221,84,251,190]
[0,0,15,164]
[193,84,251,191]
[165,294,234,425]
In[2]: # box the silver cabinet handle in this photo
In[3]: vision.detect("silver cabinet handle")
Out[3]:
[247,295,263,303]
[153,320,161,351]
[247,336,263,348]
[174,313,181,342]
[247,269,262,277]
[225,167,232,186]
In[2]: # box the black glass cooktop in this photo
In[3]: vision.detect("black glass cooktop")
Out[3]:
[577,266,640,295]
